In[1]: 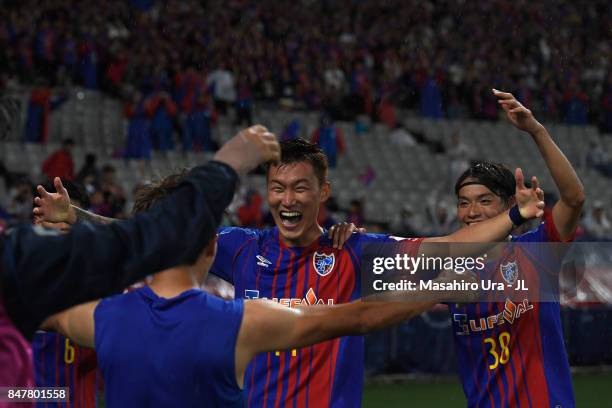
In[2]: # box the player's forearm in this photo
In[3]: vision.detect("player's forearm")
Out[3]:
[294,289,452,347]
[73,205,117,225]
[530,125,585,208]
[431,210,513,244]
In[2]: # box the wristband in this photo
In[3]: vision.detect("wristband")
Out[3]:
[508,205,527,226]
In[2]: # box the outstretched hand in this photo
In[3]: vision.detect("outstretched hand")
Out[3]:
[492,89,544,135]
[514,168,545,220]
[33,177,76,224]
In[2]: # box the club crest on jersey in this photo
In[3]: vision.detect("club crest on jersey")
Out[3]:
[500,261,519,285]
[313,252,335,277]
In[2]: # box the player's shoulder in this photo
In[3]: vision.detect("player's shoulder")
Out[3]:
[218,226,261,239]
[217,226,276,243]
[193,290,244,316]
[352,232,422,245]
[97,286,145,312]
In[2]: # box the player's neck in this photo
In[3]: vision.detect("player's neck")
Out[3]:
[280,223,324,247]
[148,267,198,298]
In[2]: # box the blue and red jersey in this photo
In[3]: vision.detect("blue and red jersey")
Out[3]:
[211,226,421,408]
[448,213,575,408]
[31,331,101,408]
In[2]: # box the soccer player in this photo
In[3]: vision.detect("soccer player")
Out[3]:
[42,172,479,407]
[36,139,546,407]
[32,180,102,408]
[446,89,584,407]
[0,126,279,388]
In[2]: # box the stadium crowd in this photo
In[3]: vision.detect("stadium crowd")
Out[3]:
[1,0,612,133]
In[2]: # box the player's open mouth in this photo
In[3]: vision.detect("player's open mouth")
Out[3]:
[280,211,303,226]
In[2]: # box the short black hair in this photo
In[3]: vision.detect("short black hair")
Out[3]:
[455,161,515,203]
[266,138,328,185]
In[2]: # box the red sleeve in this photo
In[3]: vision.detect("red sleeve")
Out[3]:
[543,207,576,243]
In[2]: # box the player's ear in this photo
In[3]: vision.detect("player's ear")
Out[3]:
[507,195,516,209]
[320,181,331,203]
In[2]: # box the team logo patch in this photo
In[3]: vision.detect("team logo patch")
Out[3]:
[256,255,272,268]
[313,252,335,277]
[500,261,519,285]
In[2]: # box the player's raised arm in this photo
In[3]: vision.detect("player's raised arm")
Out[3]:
[425,167,545,244]
[234,272,475,386]
[4,126,280,339]
[493,88,585,239]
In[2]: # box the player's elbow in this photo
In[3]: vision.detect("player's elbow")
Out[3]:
[563,188,586,209]
[355,303,404,335]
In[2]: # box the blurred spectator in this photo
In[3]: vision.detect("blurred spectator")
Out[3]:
[89,190,113,218]
[237,190,264,228]
[23,83,67,143]
[317,200,339,230]
[124,91,154,165]
[391,204,426,237]
[426,200,457,236]
[311,114,345,168]
[389,124,417,147]
[78,33,98,89]
[76,153,99,185]
[447,132,474,190]
[281,119,302,142]
[235,73,253,126]
[585,140,612,178]
[420,74,443,119]
[183,92,217,152]
[359,166,376,187]
[42,138,75,181]
[564,81,589,126]
[583,201,612,240]
[346,199,364,227]
[602,73,612,133]
[149,92,178,152]
[206,63,235,116]
[5,179,33,223]
[99,165,126,217]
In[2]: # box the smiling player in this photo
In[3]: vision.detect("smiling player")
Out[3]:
[446,89,585,407]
